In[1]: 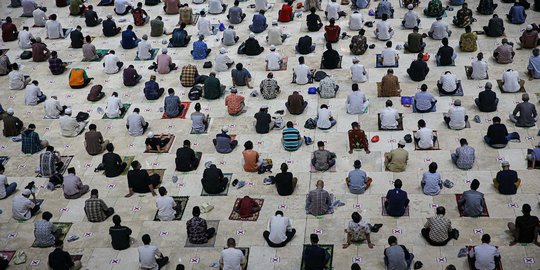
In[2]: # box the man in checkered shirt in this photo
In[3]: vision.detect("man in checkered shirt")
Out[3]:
[84,189,115,222]
[421,206,459,246]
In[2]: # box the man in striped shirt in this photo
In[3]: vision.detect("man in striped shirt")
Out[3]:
[282,121,302,151]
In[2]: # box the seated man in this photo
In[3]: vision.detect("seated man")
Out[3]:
[263,211,296,247]
[459,26,478,52]
[384,236,414,269]
[281,121,302,151]
[24,80,46,106]
[458,179,484,217]
[403,4,420,29]
[484,116,510,147]
[453,3,474,27]
[85,5,102,27]
[204,73,226,100]
[422,206,459,246]
[286,91,307,115]
[470,52,488,79]
[63,167,90,199]
[191,35,211,60]
[293,57,313,85]
[155,187,181,221]
[120,25,140,49]
[443,99,468,130]
[437,38,457,66]
[484,14,505,37]
[350,59,368,83]
[413,84,437,113]
[39,146,63,177]
[175,140,199,171]
[374,14,393,41]
[102,14,122,37]
[215,48,234,72]
[422,161,442,195]
[136,35,153,61]
[201,164,229,194]
[324,19,340,43]
[1,17,18,42]
[375,0,394,18]
[415,119,436,149]
[242,141,261,172]
[274,163,297,195]
[316,104,336,130]
[507,2,526,24]
[380,100,400,129]
[109,215,132,250]
[267,20,287,46]
[190,103,209,133]
[164,88,184,118]
[85,124,109,156]
[126,108,149,136]
[306,180,333,215]
[509,93,537,127]
[59,109,87,137]
[225,88,246,115]
[21,124,46,154]
[527,48,540,79]
[145,132,173,153]
[303,234,331,269]
[265,46,282,71]
[494,161,520,195]
[428,17,451,39]
[408,53,430,82]
[312,141,336,171]
[380,41,399,67]
[34,212,62,247]
[180,64,200,87]
[103,50,123,74]
[125,160,162,197]
[380,69,401,97]
[249,10,268,33]
[102,143,127,178]
[228,1,246,24]
[452,138,475,169]
[350,29,368,55]
[527,142,540,169]
[348,122,370,154]
[244,33,264,56]
[214,126,238,154]
[208,0,227,14]
[317,75,339,98]
[307,8,323,32]
[437,71,460,94]
[343,212,374,248]
[169,24,191,48]
[349,11,364,31]
[123,65,142,87]
[3,108,24,137]
[178,4,194,25]
[9,63,31,90]
[384,141,408,172]
[186,206,216,244]
[469,234,501,270]
[222,26,239,46]
[260,73,280,99]
[0,164,17,200]
[347,84,368,114]
[475,82,498,112]
[143,75,165,100]
[520,24,539,48]
[233,195,261,218]
[346,160,372,194]
[231,63,253,88]
[508,204,540,245]
[477,0,498,14]
[384,179,409,216]
[220,238,247,270]
[12,189,40,221]
[164,0,181,14]
[296,35,316,55]
[424,0,444,17]
[48,51,68,75]
[493,38,516,64]
[84,189,115,222]
[131,3,149,26]
[321,43,341,69]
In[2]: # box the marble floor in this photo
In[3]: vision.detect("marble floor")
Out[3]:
[1,0,540,269]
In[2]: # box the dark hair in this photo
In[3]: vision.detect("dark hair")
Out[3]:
[352,83,359,91]
[168,88,175,94]
[387,236,397,245]
[133,108,140,113]
[28,123,36,129]
[192,206,201,216]
[42,211,53,220]
[492,116,501,123]
[351,212,361,223]
[354,160,361,169]
[442,37,449,46]
[298,56,305,64]
[158,186,167,196]
[394,179,402,188]
[67,167,75,174]
[89,124,96,130]
[113,214,121,225]
[127,25,133,30]
[386,100,393,107]
[227,237,236,247]
[280,163,288,172]
[428,162,438,173]
[317,141,324,147]
[244,141,253,149]
[46,146,54,152]
[460,138,467,145]
[436,206,446,215]
[382,13,388,20]
[421,84,428,91]
[91,189,98,196]
[418,119,426,128]
[0,165,4,172]
[523,203,532,214]
[386,41,392,47]
[106,143,114,152]
[286,121,293,128]
[471,179,480,190]
[51,51,58,57]
[236,63,243,70]
[131,160,140,169]
[142,234,151,245]
[351,263,361,270]
[184,140,191,146]
[54,239,63,247]
[275,210,283,216]
[310,233,319,243]
[481,234,491,243]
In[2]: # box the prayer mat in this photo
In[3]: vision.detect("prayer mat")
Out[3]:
[403,48,424,54]
[70,254,82,262]
[465,66,489,80]
[377,82,401,97]
[32,24,45,27]
[381,197,409,216]
[161,102,191,119]
[191,117,211,134]
[201,173,231,196]
[97,0,114,6]
[444,117,471,129]
[413,130,441,150]
[375,54,399,68]
[102,104,131,119]
[153,196,189,221]
[320,55,342,69]
[527,149,540,169]
[81,49,108,62]
[455,194,489,217]
[438,82,464,96]
[377,113,404,130]
[467,246,503,270]
[134,48,159,61]
[310,164,337,173]
[497,79,526,93]
[228,198,264,221]
[191,14,200,25]
[0,251,16,263]
[36,155,73,177]
[121,156,135,175]
[184,220,220,247]
[147,169,166,180]
[0,156,9,166]
[0,49,9,56]
[62,28,73,38]
[32,222,72,247]
[266,56,289,71]
[144,135,175,153]
[301,244,333,270]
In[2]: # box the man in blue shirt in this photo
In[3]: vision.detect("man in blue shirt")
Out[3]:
[346,160,372,194]
[191,35,211,60]
[169,23,191,47]
[303,234,330,270]
[385,179,409,217]
[355,0,370,8]
[163,88,184,118]
[493,161,520,195]
[120,25,140,49]
[413,84,437,113]
[528,142,540,168]
[213,126,238,153]
[249,10,268,33]
[143,75,164,100]
[527,48,540,79]
[507,2,526,24]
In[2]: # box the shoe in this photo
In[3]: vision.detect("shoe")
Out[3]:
[66,235,79,242]
[232,179,239,187]
[274,110,284,115]
[46,182,55,191]
[236,181,246,189]
[172,175,178,183]
[473,115,481,123]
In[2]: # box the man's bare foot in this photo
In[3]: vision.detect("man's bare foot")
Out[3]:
[342,243,350,249]
[368,243,374,249]
[124,193,133,198]
[348,150,353,154]
[366,150,371,154]
[509,241,518,246]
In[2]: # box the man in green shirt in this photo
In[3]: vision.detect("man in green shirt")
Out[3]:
[150,16,166,37]
[203,73,226,100]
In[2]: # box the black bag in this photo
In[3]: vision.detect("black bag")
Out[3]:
[313,71,327,82]
[237,42,246,54]
[188,85,203,100]
[20,51,32,59]
[203,61,212,68]
[75,112,90,122]
[49,173,63,186]
[404,134,412,143]
[304,118,317,129]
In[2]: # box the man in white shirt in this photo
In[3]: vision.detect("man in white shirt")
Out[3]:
[12,189,40,221]
[126,108,149,136]
[316,104,336,130]
[428,17,451,40]
[351,58,367,83]
[263,211,296,247]
[266,20,286,45]
[8,64,31,90]
[375,14,393,41]
[45,14,64,39]
[469,234,501,270]
[197,11,213,36]
[220,238,247,270]
[33,7,47,27]
[114,0,133,15]
[0,165,17,199]
[349,11,364,31]
[103,50,123,74]
[60,108,88,137]
[402,4,420,29]
[138,234,169,270]
[381,41,399,66]
[106,92,125,118]
[215,47,235,72]
[44,96,65,119]
[502,69,521,92]
[155,187,180,221]
[438,71,459,94]
[137,35,153,60]
[443,99,467,130]
[255,0,271,12]
[380,100,399,129]
[18,27,34,49]
[208,0,226,14]
[415,119,435,149]
[471,52,488,80]
[347,84,369,114]
[63,167,90,199]
[265,46,282,71]
[293,56,311,85]
[24,80,46,106]
[325,0,341,21]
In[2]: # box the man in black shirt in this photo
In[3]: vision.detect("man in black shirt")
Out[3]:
[85,5,102,27]
[109,214,132,250]
[306,8,323,31]
[102,14,122,37]
[508,204,540,246]
[483,14,504,37]
[48,240,82,270]
[145,132,172,153]
[436,38,455,66]
[484,116,509,147]
[407,53,429,81]
[70,25,84,49]
[201,164,229,194]
[175,140,200,172]
[493,161,520,195]
[275,163,296,196]
[303,234,330,270]
[296,35,316,54]
[244,33,265,56]
[102,143,127,178]
[254,106,274,134]
[125,160,161,197]
[321,42,340,69]
[475,82,498,112]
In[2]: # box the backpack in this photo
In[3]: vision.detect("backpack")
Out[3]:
[313,71,327,82]
[258,159,273,174]
[188,85,203,100]
[273,117,285,130]
[76,111,90,122]
[20,51,32,59]
[304,118,317,129]
[237,42,246,54]
[508,132,520,141]
[49,173,64,186]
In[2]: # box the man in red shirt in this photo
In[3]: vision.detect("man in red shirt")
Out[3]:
[278,1,294,22]
[324,18,340,43]
[2,17,18,42]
